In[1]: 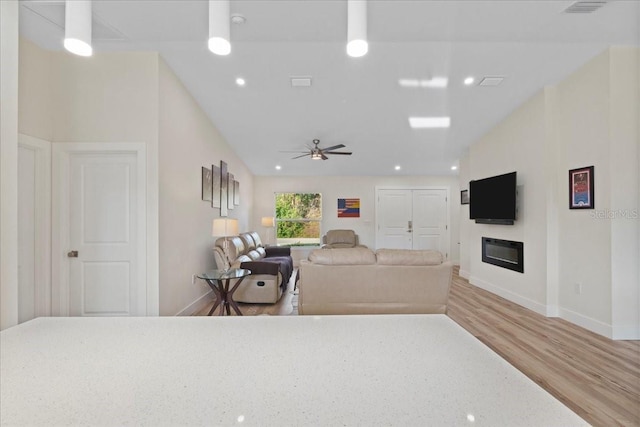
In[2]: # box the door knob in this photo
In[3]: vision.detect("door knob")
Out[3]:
[67,250,79,258]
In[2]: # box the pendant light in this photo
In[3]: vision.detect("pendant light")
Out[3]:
[208,0,231,55]
[347,0,368,58]
[64,0,93,57]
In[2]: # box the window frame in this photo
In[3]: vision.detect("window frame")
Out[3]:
[274,192,322,246]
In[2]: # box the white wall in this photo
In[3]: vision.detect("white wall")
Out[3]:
[0,0,20,330]
[460,47,640,339]
[18,39,52,141]
[158,59,254,316]
[466,91,550,313]
[253,175,460,262]
[555,50,612,328]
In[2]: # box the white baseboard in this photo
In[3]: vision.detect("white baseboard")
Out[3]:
[176,290,212,316]
[469,276,548,316]
[558,307,613,339]
[611,325,640,340]
[459,269,470,280]
[467,275,637,340]
[546,305,559,317]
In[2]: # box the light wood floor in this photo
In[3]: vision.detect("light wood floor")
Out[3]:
[447,267,640,427]
[196,268,639,427]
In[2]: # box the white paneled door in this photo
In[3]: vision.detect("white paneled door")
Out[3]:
[376,188,449,257]
[53,143,146,316]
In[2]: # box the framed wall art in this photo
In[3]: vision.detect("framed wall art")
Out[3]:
[227,172,235,210]
[569,166,594,209]
[337,198,360,218]
[211,164,221,208]
[201,167,212,202]
[220,161,228,216]
[460,190,469,205]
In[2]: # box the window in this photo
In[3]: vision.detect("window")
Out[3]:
[275,193,322,246]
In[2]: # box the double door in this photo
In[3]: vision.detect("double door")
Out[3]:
[376,189,448,258]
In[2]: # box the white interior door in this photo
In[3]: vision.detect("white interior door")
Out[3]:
[376,188,449,257]
[17,135,51,323]
[377,189,412,249]
[412,189,448,254]
[53,143,146,316]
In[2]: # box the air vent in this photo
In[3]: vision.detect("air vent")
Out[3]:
[290,77,312,87]
[479,77,505,87]
[21,1,128,41]
[563,1,608,14]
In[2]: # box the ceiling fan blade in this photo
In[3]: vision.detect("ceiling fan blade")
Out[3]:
[324,151,352,155]
[292,153,311,159]
[320,144,345,152]
[321,153,329,160]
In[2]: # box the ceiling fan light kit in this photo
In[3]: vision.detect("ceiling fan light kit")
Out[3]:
[289,139,353,161]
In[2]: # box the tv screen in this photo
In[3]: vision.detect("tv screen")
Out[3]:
[469,172,517,223]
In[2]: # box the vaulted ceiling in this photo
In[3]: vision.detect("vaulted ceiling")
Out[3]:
[19,0,640,176]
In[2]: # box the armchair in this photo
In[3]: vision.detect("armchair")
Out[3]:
[321,229,365,249]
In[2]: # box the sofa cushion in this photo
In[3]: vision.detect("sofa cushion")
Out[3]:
[239,233,256,251]
[255,247,266,258]
[376,249,443,266]
[215,236,245,260]
[248,231,264,248]
[309,248,376,265]
[247,250,262,260]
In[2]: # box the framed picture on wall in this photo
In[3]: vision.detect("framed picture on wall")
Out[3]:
[211,164,221,209]
[569,166,594,209]
[460,190,469,205]
[201,167,212,202]
[220,161,228,217]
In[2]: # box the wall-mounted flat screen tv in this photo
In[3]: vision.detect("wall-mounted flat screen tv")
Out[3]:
[469,171,517,225]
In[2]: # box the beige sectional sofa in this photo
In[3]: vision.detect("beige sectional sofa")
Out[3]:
[298,247,452,315]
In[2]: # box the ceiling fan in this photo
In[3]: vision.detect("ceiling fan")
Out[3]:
[284,139,353,160]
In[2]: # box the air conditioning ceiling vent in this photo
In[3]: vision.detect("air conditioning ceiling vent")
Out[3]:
[563,1,608,14]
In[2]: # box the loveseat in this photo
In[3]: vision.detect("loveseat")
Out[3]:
[298,247,452,315]
[213,231,294,303]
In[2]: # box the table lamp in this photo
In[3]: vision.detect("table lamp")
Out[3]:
[261,216,275,246]
[212,218,239,270]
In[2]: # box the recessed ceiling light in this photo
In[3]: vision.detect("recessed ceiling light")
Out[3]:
[275,165,282,170]
[464,77,475,86]
[235,77,246,86]
[398,77,448,88]
[408,117,451,129]
[395,165,401,171]
[451,165,458,170]
[230,14,246,24]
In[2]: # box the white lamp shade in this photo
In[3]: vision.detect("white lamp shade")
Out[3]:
[64,0,93,57]
[347,0,368,57]
[261,217,275,227]
[212,218,238,237]
[208,0,231,55]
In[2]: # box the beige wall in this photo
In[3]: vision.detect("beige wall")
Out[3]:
[460,47,639,339]
[253,175,460,262]
[158,59,254,316]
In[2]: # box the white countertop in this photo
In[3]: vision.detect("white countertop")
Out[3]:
[1,315,587,426]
